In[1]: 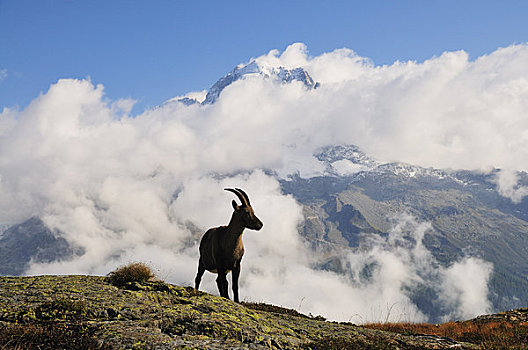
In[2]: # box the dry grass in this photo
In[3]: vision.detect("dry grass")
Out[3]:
[364,320,528,349]
[106,262,155,287]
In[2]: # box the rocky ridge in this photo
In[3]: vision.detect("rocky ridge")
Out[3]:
[0,275,479,349]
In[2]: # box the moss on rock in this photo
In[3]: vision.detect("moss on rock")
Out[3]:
[0,275,478,349]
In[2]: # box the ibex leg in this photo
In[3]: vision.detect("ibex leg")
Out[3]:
[232,261,241,303]
[195,261,205,290]
[216,271,229,299]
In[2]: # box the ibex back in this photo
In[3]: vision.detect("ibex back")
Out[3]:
[194,188,263,302]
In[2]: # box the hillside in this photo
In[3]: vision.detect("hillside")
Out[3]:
[281,145,528,320]
[0,275,481,349]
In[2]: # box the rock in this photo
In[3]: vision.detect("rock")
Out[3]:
[0,275,480,349]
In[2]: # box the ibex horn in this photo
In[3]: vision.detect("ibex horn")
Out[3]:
[235,188,251,206]
[224,188,248,207]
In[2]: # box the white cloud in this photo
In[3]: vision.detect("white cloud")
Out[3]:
[0,69,7,82]
[1,42,519,321]
[329,215,492,323]
[234,43,528,201]
[439,257,493,321]
[493,169,528,203]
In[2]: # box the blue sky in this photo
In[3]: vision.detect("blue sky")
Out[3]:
[1,0,527,113]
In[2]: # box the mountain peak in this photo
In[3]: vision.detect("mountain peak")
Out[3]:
[172,60,319,106]
[202,60,319,105]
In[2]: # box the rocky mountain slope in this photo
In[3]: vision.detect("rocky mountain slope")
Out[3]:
[0,275,482,349]
[0,217,82,276]
[282,145,528,321]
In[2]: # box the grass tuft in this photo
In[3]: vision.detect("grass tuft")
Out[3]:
[106,262,155,287]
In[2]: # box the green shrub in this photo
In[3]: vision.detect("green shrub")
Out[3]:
[106,262,155,287]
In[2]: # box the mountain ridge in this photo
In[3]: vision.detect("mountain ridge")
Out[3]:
[0,274,486,349]
[280,145,528,322]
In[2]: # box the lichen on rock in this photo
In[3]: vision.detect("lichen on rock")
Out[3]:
[0,275,479,349]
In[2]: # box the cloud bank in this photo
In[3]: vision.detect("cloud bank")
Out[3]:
[2,42,524,321]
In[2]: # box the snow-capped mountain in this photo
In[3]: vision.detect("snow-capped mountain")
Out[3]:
[280,144,528,322]
[315,145,378,167]
[315,145,380,176]
[314,144,454,180]
[170,60,319,106]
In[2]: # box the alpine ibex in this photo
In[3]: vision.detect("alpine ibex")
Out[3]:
[194,188,263,302]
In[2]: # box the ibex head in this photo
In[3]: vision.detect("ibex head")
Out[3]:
[225,188,263,231]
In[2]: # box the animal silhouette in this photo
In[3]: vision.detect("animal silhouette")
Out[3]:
[194,188,263,302]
